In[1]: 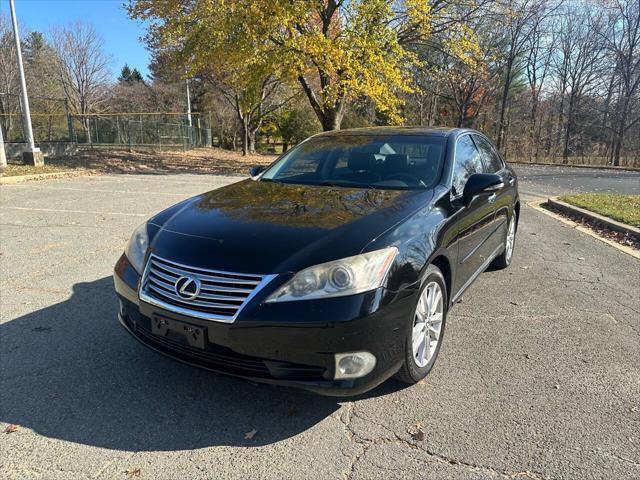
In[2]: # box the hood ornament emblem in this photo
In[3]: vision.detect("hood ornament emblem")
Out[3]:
[175,276,201,300]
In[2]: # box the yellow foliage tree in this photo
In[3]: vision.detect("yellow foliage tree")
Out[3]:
[128,0,460,131]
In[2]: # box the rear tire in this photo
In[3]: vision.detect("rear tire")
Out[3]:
[395,265,448,384]
[492,212,517,270]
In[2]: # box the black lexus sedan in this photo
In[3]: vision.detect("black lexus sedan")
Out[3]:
[114,127,519,396]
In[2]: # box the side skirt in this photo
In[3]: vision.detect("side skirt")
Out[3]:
[450,243,504,305]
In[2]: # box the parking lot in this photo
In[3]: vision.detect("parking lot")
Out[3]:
[1,171,639,479]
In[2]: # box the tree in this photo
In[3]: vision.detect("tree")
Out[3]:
[118,64,144,84]
[0,14,19,140]
[204,70,294,155]
[128,0,446,131]
[553,6,607,163]
[24,31,66,142]
[600,0,640,166]
[51,21,111,142]
[269,103,321,152]
[493,0,550,151]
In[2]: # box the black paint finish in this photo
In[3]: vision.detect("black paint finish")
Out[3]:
[114,127,519,396]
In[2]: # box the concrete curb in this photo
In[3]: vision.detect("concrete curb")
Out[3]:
[510,161,640,172]
[527,200,640,259]
[547,198,640,241]
[0,170,93,185]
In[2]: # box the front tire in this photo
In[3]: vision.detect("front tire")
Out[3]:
[395,265,447,384]
[492,212,517,269]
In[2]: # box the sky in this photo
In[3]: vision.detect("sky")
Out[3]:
[1,0,151,78]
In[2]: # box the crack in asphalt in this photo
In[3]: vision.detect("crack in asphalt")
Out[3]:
[337,404,552,480]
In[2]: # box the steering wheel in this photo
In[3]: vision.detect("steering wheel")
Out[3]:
[385,173,427,188]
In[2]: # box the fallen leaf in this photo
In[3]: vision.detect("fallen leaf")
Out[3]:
[407,423,425,441]
[510,301,519,306]
[244,429,257,440]
[4,424,18,434]
[125,467,141,477]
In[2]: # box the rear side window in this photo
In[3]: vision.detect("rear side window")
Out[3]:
[452,135,484,195]
[473,135,504,173]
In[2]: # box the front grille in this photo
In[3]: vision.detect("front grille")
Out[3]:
[140,254,271,322]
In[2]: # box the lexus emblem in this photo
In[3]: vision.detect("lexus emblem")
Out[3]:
[175,276,201,300]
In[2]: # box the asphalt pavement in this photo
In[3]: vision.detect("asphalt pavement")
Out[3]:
[1,168,639,479]
[513,164,640,198]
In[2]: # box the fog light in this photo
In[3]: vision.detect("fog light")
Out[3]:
[334,352,376,380]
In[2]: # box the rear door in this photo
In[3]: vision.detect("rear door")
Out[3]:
[451,135,499,296]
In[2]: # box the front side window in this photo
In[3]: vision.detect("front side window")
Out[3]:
[452,135,484,195]
[473,135,504,173]
[261,135,445,190]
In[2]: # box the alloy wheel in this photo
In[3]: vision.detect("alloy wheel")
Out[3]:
[412,281,444,368]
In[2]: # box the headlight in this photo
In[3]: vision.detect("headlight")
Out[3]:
[266,247,398,302]
[125,223,149,274]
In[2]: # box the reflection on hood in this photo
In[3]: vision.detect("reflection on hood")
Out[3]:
[194,180,409,229]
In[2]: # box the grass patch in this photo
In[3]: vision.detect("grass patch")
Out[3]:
[559,193,640,227]
[1,163,76,177]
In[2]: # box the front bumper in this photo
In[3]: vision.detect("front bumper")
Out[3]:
[114,254,415,396]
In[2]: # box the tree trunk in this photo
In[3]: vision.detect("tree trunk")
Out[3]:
[320,106,344,131]
[248,129,257,154]
[496,56,514,150]
[242,120,249,156]
[562,93,576,164]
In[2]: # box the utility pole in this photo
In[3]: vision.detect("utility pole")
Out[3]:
[185,77,192,128]
[9,0,43,166]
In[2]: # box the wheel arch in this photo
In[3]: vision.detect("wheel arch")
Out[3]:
[430,254,452,305]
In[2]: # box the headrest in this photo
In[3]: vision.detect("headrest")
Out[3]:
[383,154,409,171]
[348,152,376,171]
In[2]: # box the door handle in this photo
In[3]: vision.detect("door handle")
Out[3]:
[488,193,497,203]
[507,176,515,186]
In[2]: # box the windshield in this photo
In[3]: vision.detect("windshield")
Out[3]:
[261,135,445,190]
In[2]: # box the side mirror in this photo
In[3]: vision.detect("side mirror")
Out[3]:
[249,165,266,179]
[462,173,503,206]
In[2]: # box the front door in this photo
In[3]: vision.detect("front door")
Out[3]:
[451,135,499,297]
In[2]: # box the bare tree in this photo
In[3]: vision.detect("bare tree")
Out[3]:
[51,21,111,142]
[523,6,556,159]
[553,6,607,163]
[600,0,640,166]
[494,0,550,151]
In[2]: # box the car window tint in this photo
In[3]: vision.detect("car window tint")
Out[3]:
[262,135,446,190]
[452,135,484,195]
[473,135,503,173]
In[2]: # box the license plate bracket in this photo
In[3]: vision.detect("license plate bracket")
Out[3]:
[151,315,207,349]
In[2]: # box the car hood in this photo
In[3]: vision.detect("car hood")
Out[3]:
[148,179,432,274]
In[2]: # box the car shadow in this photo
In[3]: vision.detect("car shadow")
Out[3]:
[0,277,404,451]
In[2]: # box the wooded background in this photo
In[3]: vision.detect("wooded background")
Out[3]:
[1,0,638,166]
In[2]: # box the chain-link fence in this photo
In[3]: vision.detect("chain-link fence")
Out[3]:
[70,113,211,150]
[0,95,211,151]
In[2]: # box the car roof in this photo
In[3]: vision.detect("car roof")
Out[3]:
[315,126,461,138]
